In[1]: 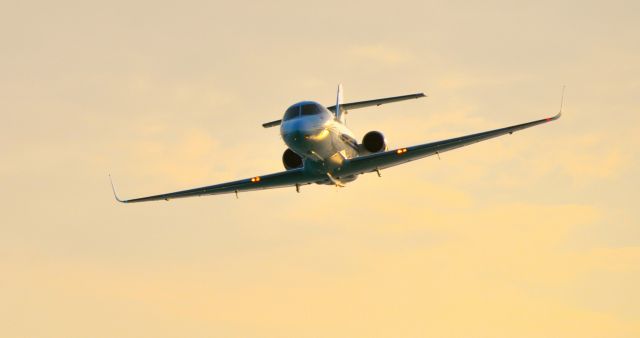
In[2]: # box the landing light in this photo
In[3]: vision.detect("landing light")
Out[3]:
[250,176,261,183]
[396,148,408,155]
[306,129,330,141]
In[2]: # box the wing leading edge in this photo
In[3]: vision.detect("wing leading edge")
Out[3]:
[339,112,561,176]
[110,169,326,203]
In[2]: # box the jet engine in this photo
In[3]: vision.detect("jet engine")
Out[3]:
[362,131,387,153]
[282,148,303,170]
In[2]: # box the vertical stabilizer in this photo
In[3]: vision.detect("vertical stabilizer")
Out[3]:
[335,84,344,123]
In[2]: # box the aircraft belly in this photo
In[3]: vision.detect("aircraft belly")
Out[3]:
[302,129,350,160]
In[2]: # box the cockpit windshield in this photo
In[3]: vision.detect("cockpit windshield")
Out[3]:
[300,103,324,116]
[283,105,300,121]
[283,102,327,121]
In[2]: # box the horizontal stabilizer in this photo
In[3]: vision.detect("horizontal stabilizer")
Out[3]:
[263,91,425,128]
[262,119,282,128]
[327,92,426,113]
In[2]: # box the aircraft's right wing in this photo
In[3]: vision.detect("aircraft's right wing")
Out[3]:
[110,168,326,203]
[339,112,561,176]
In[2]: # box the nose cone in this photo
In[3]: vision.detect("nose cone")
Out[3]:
[282,129,305,149]
[282,122,312,152]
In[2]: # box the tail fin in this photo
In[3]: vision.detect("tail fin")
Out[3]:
[335,84,344,122]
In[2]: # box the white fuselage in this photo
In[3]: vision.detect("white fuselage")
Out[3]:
[280,101,359,173]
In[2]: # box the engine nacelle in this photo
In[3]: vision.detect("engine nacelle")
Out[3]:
[282,148,303,170]
[362,131,387,153]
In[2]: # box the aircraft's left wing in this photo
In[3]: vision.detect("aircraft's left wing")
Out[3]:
[110,168,325,203]
[340,112,561,176]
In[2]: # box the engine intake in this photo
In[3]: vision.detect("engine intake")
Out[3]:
[282,148,303,170]
[362,131,387,153]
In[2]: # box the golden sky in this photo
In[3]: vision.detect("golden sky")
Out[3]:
[1,0,639,337]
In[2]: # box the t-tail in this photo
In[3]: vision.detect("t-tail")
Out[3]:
[335,83,345,123]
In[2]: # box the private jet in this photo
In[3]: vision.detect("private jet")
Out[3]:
[110,85,562,203]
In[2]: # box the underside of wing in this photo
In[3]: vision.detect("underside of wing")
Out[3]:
[339,112,561,176]
[110,168,326,203]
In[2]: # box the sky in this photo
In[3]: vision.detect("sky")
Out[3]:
[1,0,639,337]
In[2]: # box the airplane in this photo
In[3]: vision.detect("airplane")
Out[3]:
[110,85,562,203]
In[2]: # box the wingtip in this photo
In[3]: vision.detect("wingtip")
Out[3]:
[108,174,126,203]
[559,85,566,114]
[547,86,565,122]
[545,111,562,122]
